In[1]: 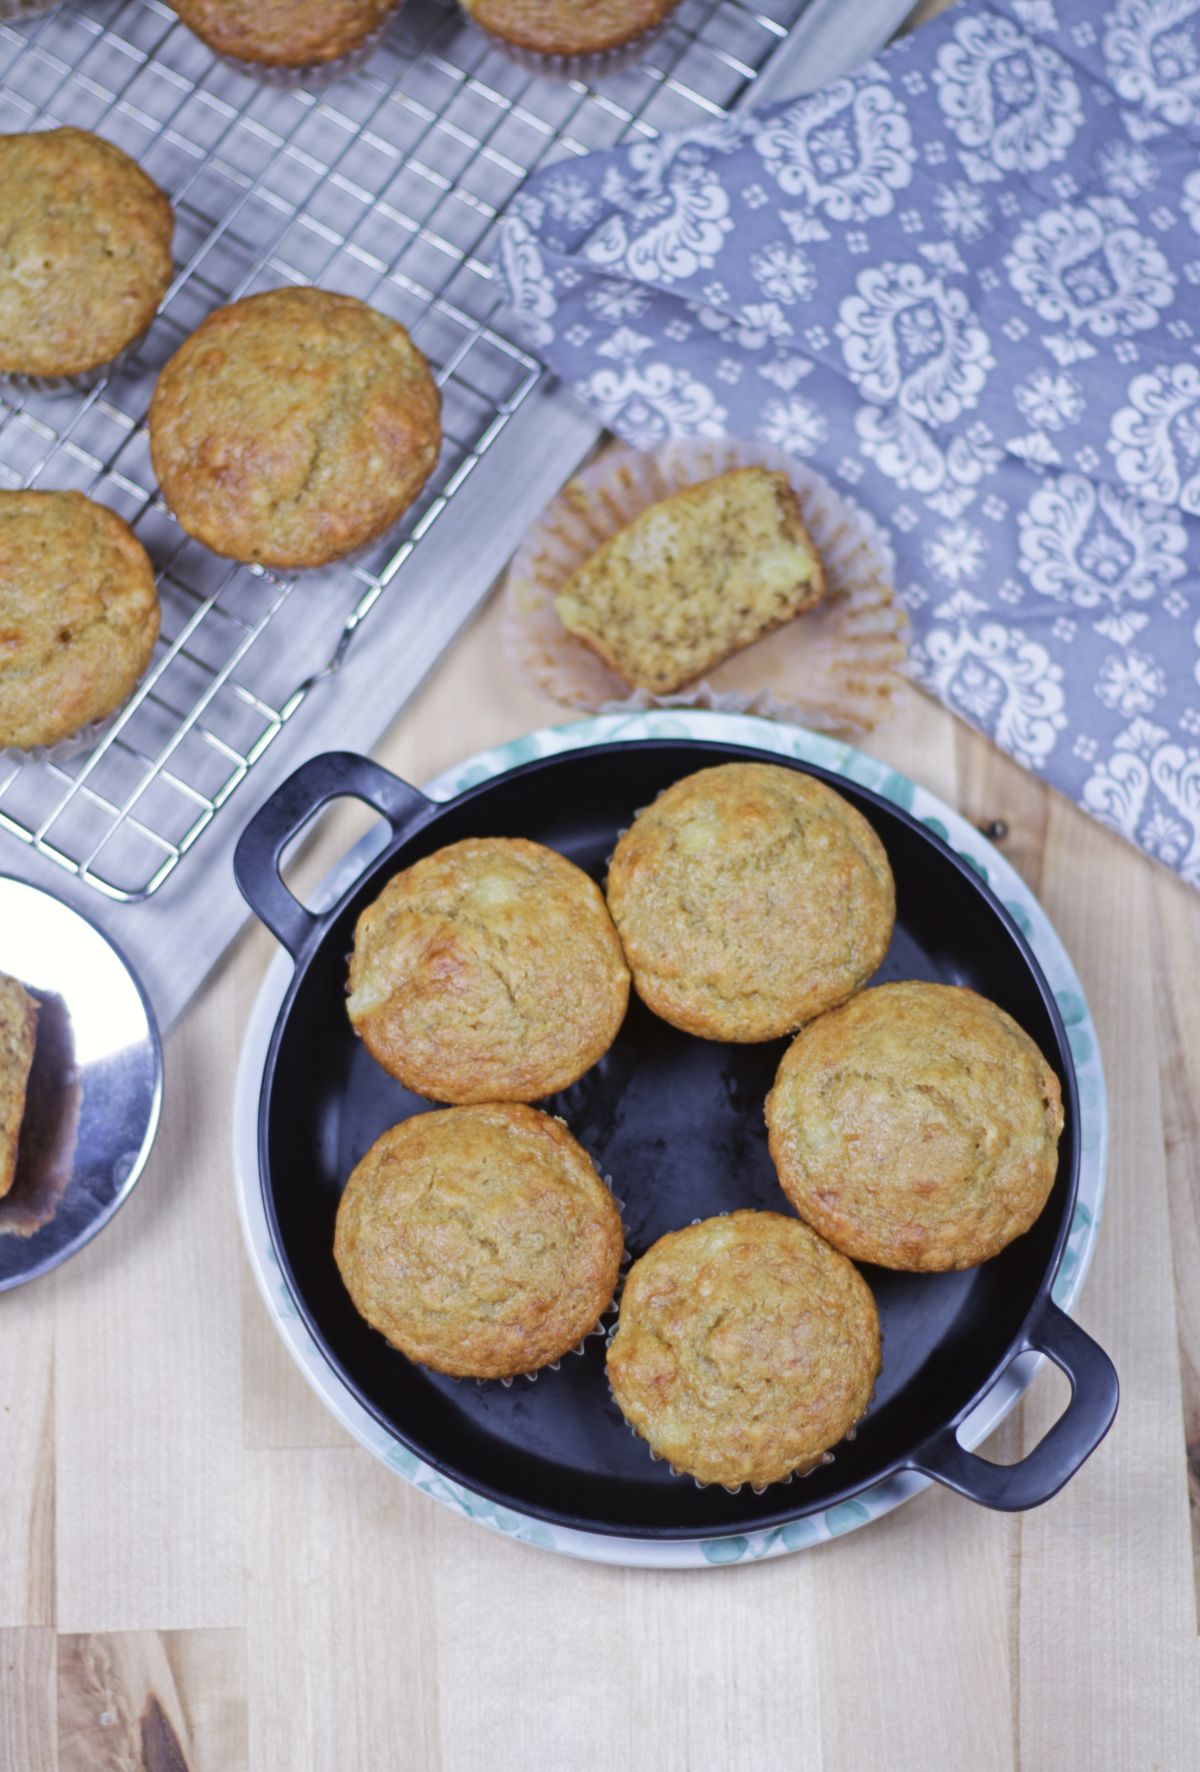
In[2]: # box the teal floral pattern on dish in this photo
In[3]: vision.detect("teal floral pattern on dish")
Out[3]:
[247,709,1107,1570]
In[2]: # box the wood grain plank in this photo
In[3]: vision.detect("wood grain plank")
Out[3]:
[1149,864,1200,1621]
[812,1485,1014,1772]
[53,977,245,1633]
[0,1278,55,1628]
[246,1448,442,1772]
[0,1628,54,1772]
[58,1628,246,1772]
[1016,799,1200,1766]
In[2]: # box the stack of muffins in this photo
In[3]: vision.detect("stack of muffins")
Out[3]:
[334,761,1065,1493]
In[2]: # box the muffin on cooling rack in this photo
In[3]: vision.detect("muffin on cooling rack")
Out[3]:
[0,128,173,383]
[766,981,1065,1272]
[334,1103,624,1379]
[170,0,396,72]
[347,835,630,1103]
[607,1210,881,1489]
[148,287,442,571]
[606,762,895,1043]
[0,491,161,752]
[460,0,680,57]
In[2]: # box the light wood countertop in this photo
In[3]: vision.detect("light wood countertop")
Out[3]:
[2,577,1198,1770]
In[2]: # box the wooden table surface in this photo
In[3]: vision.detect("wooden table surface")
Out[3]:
[1,577,1198,1771]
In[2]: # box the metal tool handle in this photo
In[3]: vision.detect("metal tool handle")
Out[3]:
[234,751,433,958]
[909,1297,1118,1511]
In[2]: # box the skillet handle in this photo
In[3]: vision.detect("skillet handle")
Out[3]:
[234,751,434,958]
[908,1297,1118,1512]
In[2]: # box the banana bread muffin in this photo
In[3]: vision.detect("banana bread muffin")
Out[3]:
[334,1103,624,1378]
[0,128,173,379]
[461,0,680,56]
[148,287,441,569]
[0,974,37,1200]
[766,981,1065,1272]
[0,491,161,751]
[555,468,826,694]
[607,1210,880,1488]
[347,836,630,1103]
[170,0,395,68]
[606,762,895,1042]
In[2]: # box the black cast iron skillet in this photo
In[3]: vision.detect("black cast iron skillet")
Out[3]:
[235,739,1118,1540]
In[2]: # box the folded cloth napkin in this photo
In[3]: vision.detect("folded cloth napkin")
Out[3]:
[497,0,1200,887]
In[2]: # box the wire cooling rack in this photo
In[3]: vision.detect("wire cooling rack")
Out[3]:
[0,0,821,901]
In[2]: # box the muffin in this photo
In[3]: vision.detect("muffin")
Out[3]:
[0,491,161,751]
[555,468,826,695]
[347,836,630,1103]
[0,974,37,1200]
[148,287,441,569]
[766,981,1065,1272]
[0,128,173,380]
[334,1103,624,1378]
[461,0,679,56]
[606,762,895,1042]
[170,0,396,69]
[607,1210,880,1488]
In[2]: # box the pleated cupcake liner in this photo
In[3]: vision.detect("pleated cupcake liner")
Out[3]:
[459,8,664,81]
[606,1370,878,1495]
[503,435,909,739]
[214,8,399,88]
[1,324,152,400]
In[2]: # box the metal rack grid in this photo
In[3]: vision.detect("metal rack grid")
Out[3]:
[0,0,817,900]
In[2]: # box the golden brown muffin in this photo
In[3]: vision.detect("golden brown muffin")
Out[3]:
[0,492,161,751]
[462,0,679,55]
[555,469,826,695]
[334,1103,623,1378]
[766,981,1065,1272]
[171,0,395,67]
[606,762,895,1042]
[0,974,37,1201]
[148,288,441,569]
[0,128,173,379]
[347,836,630,1103]
[607,1210,880,1488]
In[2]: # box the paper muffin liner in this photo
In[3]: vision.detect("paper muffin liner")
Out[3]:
[216,8,399,86]
[1,704,128,773]
[0,323,155,400]
[606,1355,875,1495]
[503,437,908,739]
[461,12,665,81]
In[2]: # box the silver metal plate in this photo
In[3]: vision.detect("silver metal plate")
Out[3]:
[0,875,162,1288]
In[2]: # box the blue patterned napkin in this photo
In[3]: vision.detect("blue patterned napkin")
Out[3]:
[497,0,1200,886]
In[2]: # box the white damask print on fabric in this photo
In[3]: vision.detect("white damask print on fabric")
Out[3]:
[1017,472,1187,640]
[1108,362,1200,510]
[1004,198,1175,336]
[911,621,1068,766]
[584,141,733,285]
[836,262,993,424]
[749,81,916,219]
[932,11,1083,182]
[1103,0,1200,128]
[496,0,1200,887]
[1083,717,1200,882]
